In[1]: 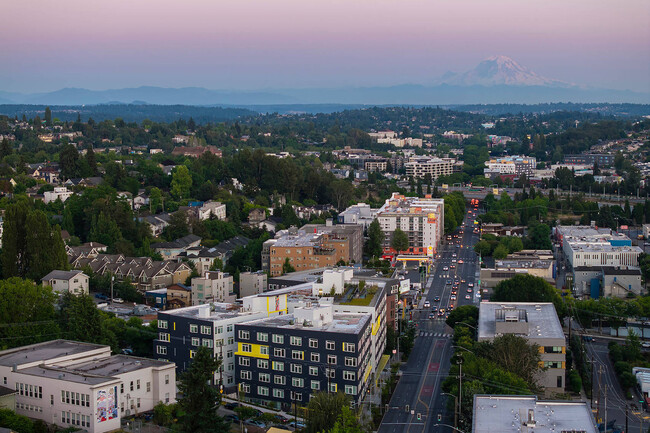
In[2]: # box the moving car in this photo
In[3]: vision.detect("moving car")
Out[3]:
[467,289,472,293]
[423,301,430,308]
[458,259,464,264]
[443,266,449,271]
[450,294,457,300]
[429,313,436,319]
[434,296,441,302]
[468,283,474,288]
[465,295,471,300]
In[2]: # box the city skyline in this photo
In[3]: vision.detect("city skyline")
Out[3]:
[2,0,649,94]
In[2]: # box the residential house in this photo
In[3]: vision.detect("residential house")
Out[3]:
[44,186,73,204]
[192,271,235,305]
[41,270,90,296]
[151,234,201,260]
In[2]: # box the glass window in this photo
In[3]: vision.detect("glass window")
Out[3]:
[290,364,302,374]
[290,336,302,346]
[259,373,270,383]
[326,341,335,350]
[258,386,269,396]
[309,366,318,376]
[273,389,284,398]
[274,375,286,385]
[311,353,320,362]
[239,330,250,340]
[191,337,200,346]
[190,324,198,333]
[343,371,355,381]
[292,378,304,388]
[344,357,357,367]
[242,344,251,352]
[257,359,269,369]
[272,334,284,344]
[343,343,355,353]
[308,339,318,348]
[239,357,250,366]
[292,350,304,360]
[158,320,168,329]
[257,332,268,342]
[311,380,320,390]
[273,361,284,371]
[327,355,337,365]
[274,348,285,357]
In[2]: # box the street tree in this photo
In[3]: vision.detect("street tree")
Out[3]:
[491,274,566,318]
[306,392,350,433]
[282,257,295,275]
[391,228,409,253]
[366,219,384,258]
[475,334,543,388]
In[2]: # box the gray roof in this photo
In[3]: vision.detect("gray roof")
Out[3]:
[478,302,564,341]
[0,385,17,397]
[0,340,106,367]
[41,269,85,281]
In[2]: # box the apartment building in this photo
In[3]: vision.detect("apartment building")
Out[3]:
[404,156,455,179]
[300,223,363,264]
[234,304,372,410]
[484,155,536,178]
[267,232,349,277]
[240,271,268,297]
[573,266,642,298]
[44,187,73,204]
[192,271,236,305]
[556,225,642,268]
[376,193,444,256]
[478,302,566,394]
[0,340,175,433]
[563,153,614,167]
[364,159,388,172]
[337,203,379,229]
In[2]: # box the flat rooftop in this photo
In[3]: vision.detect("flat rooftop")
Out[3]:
[472,395,597,433]
[159,303,260,322]
[494,259,554,270]
[478,302,564,340]
[273,232,322,248]
[0,340,106,367]
[242,312,370,335]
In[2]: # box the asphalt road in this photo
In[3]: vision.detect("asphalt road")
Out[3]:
[378,205,481,433]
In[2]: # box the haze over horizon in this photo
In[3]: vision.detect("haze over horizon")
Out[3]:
[3,0,649,95]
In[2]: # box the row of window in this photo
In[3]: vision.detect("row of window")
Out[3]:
[543,346,564,354]
[16,383,42,399]
[241,370,356,383]
[242,384,357,398]
[17,402,42,413]
[61,412,91,428]
[159,319,223,335]
[239,349,356,367]
[237,332,355,352]
[61,391,90,407]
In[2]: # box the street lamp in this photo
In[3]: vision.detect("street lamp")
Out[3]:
[433,423,468,433]
[441,392,459,429]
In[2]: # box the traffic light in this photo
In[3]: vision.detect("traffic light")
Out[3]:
[417,413,421,421]
[437,414,442,422]
[219,384,224,394]
[405,405,410,412]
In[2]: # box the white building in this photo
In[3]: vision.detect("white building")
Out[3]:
[337,203,379,229]
[192,271,235,305]
[404,156,455,179]
[484,155,536,178]
[472,395,597,433]
[556,225,642,268]
[197,201,227,221]
[0,340,176,433]
[239,271,268,298]
[44,187,73,204]
[41,270,90,296]
[376,193,444,256]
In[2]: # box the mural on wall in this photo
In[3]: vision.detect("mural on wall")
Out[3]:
[96,386,118,423]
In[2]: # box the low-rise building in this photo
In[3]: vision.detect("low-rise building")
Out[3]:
[484,155,536,178]
[41,270,90,296]
[44,187,73,204]
[556,225,642,268]
[0,340,176,433]
[472,395,597,433]
[240,271,268,298]
[572,266,642,298]
[478,302,566,394]
[480,259,555,288]
[337,203,379,229]
[151,234,201,260]
[404,156,455,179]
[192,271,235,305]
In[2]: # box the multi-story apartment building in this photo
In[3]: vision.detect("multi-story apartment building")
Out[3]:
[155,303,274,388]
[300,223,363,264]
[0,340,175,433]
[484,155,536,178]
[240,271,268,297]
[404,156,455,179]
[191,271,236,305]
[376,193,444,256]
[267,232,350,277]
[563,153,614,167]
[556,225,642,268]
[364,159,388,172]
[478,302,566,394]
[337,203,379,229]
[234,304,372,410]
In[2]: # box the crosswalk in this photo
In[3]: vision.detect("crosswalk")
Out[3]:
[418,331,452,338]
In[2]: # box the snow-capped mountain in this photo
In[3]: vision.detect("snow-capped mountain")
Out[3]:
[439,55,571,87]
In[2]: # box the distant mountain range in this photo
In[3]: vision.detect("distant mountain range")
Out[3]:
[1,56,648,106]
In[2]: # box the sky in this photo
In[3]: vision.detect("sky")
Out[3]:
[2,0,649,94]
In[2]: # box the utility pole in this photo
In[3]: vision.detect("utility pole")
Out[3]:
[604,384,607,431]
[457,355,463,428]
[625,406,628,433]
[590,356,594,408]
[110,275,114,303]
[597,364,603,422]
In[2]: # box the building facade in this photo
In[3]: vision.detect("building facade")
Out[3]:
[41,270,90,296]
[192,271,236,305]
[240,271,268,298]
[404,156,455,179]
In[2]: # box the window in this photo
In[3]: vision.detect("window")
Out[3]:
[311,380,320,390]
[258,386,269,396]
[544,361,563,369]
[157,346,167,355]
[159,332,170,342]
[191,337,200,346]
[239,330,250,340]
[216,339,224,347]
[227,324,233,332]
[241,371,252,380]
[292,350,304,360]
[228,337,234,345]
[147,382,151,392]
[257,359,269,369]
[130,381,134,391]
[329,383,337,393]
[165,374,170,385]
[201,325,211,335]
[137,380,141,390]
[158,320,168,329]
[344,357,357,367]
[190,324,198,333]
[272,361,285,371]
[557,375,563,388]
[273,389,284,398]
[344,385,357,395]
[290,364,302,374]
[137,398,141,408]
[325,368,335,378]
[239,357,250,366]
[2,377,5,385]
[544,346,563,354]
[327,355,337,365]
[257,332,268,342]
[309,339,318,348]
[272,334,284,344]
[343,343,355,353]
[259,373,270,383]
[309,366,318,376]
[343,371,355,381]
[241,344,251,353]
[260,346,269,356]
[190,350,196,358]
[290,336,302,346]
[274,375,286,385]
[202,339,213,348]
[274,348,285,357]
[121,384,124,393]
[217,326,223,334]
[292,378,304,388]
[311,353,320,362]
[241,384,251,393]
[326,340,335,350]
[291,392,302,402]
[227,350,233,358]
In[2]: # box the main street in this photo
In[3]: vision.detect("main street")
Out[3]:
[379,205,482,433]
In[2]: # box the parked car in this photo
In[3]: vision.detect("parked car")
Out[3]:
[245,420,266,428]
[288,421,306,429]
[224,414,240,423]
[224,402,240,410]
[275,414,290,423]
[113,298,124,303]
[94,293,107,300]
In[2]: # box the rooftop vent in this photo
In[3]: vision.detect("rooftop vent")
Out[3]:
[524,409,536,427]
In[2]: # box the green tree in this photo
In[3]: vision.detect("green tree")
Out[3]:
[306,392,351,433]
[58,293,111,345]
[149,187,163,213]
[89,212,123,250]
[282,257,295,275]
[492,274,566,319]
[366,219,385,258]
[171,165,192,200]
[153,401,174,426]
[525,223,552,250]
[473,240,492,257]
[164,211,189,240]
[391,228,409,253]
[475,334,543,388]
[59,143,80,179]
[0,138,12,158]
[176,346,230,433]
[44,106,52,126]
[328,406,362,433]
[1,201,29,278]
[492,244,509,259]
[85,145,97,176]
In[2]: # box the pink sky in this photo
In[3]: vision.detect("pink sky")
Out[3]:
[2,0,649,93]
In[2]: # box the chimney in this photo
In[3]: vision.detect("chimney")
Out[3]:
[326,218,333,227]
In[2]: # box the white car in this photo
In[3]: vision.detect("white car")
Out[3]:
[424,301,431,308]
[113,298,124,303]
[465,295,471,300]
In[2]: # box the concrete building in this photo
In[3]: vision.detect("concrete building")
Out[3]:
[478,302,566,394]
[338,203,379,229]
[300,222,363,264]
[234,303,372,410]
[563,153,614,167]
[376,193,444,256]
[472,395,597,433]
[484,155,536,178]
[44,187,73,204]
[572,266,642,298]
[0,340,175,433]
[364,159,388,172]
[404,156,455,180]
[192,271,236,305]
[267,231,350,277]
[41,270,90,296]
[556,225,642,268]
[240,271,268,298]
[480,259,555,288]
[0,385,16,411]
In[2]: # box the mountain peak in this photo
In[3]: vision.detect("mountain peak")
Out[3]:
[441,56,571,87]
